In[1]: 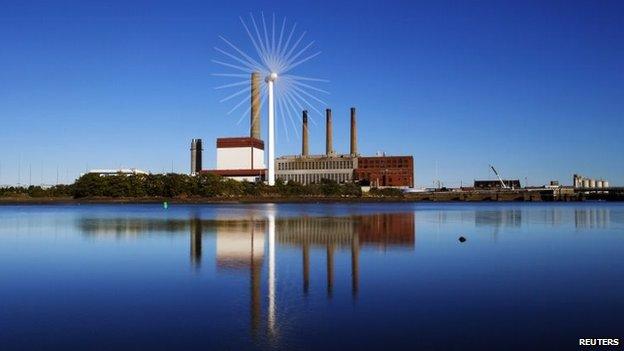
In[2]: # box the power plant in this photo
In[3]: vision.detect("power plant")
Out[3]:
[194,72,414,188]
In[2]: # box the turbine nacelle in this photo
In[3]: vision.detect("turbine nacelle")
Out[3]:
[265,72,278,83]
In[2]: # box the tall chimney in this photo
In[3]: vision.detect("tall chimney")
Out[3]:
[326,108,334,155]
[302,110,309,156]
[350,107,358,156]
[190,139,202,175]
[250,72,261,139]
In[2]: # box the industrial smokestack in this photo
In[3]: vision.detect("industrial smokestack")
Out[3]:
[326,108,334,155]
[302,110,309,156]
[190,139,203,175]
[350,107,358,156]
[250,72,261,139]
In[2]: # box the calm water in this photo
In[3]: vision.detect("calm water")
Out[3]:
[1,203,623,350]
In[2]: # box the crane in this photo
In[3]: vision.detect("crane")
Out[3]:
[489,164,510,189]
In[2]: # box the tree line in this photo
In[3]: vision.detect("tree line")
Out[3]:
[1,173,404,199]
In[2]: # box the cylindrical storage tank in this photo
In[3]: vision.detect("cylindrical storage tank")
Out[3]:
[596,180,603,188]
[582,179,590,188]
[603,180,609,188]
[589,179,596,188]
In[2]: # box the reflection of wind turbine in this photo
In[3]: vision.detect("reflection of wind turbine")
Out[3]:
[214,13,328,185]
[266,207,277,336]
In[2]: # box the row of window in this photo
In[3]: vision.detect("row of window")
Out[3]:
[359,159,411,168]
[277,160,353,171]
[277,172,352,185]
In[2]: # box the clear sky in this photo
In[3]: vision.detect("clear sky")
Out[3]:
[1,0,623,187]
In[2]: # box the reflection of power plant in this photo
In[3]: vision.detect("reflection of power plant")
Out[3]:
[190,218,202,268]
[215,220,265,270]
[575,208,610,229]
[77,212,416,337]
[277,213,415,296]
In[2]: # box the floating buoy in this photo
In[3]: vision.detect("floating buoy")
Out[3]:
[163,201,168,209]
[458,236,466,243]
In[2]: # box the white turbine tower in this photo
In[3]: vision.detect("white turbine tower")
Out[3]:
[266,72,277,184]
[213,13,328,186]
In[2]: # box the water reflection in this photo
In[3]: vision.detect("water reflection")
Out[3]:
[575,208,610,229]
[77,211,416,340]
[74,206,614,343]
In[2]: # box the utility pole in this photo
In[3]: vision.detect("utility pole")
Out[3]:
[29,163,32,187]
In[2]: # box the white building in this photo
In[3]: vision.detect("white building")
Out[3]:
[85,168,149,176]
[203,137,266,182]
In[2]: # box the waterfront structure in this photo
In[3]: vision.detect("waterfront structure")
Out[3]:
[190,138,202,175]
[573,174,608,189]
[202,137,266,182]
[276,154,357,185]
[354,156,414,188]
[474,179,521,189]
[276,107,414,187]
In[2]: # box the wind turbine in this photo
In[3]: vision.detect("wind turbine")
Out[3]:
[213,13,328,185]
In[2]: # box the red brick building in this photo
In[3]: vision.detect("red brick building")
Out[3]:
[354,156,413,187]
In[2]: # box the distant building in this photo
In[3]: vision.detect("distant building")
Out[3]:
[201,137,266,182]
[354,156,414,188]
[474,180,521,189]
[86,169,148,176]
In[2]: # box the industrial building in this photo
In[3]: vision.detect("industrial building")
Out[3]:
[197,72,267,182]
[193,71,414,188]
[474,180,521,190]
[190,139,202,176]
[276,108,414,187]
[354,156,414,187]
[275,109,358,185]
[573,174,609,189]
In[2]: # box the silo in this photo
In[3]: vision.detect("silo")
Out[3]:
[190,139,203,175]
[589,179,596,188]
[582,179,590,188]
[603,180,609,188]
[596,180,603,188]
[573,174,581,188]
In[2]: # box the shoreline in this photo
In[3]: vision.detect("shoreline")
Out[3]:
[0,194,621,205]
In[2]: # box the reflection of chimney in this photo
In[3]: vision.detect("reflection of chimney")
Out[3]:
[303,243,310,294]
[351,234,359,297]
[190,218,202,267]
[325,109,334,155]
[302,110,309,156]
[250,223,261,333]
[350,107,358,156]
[326,244,334,298]
[190,139,203,175]
[250,72,261,139]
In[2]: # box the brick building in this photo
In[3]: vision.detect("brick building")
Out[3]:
[354,156,414,188]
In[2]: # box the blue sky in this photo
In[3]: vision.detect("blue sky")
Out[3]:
[1,0,622,187]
